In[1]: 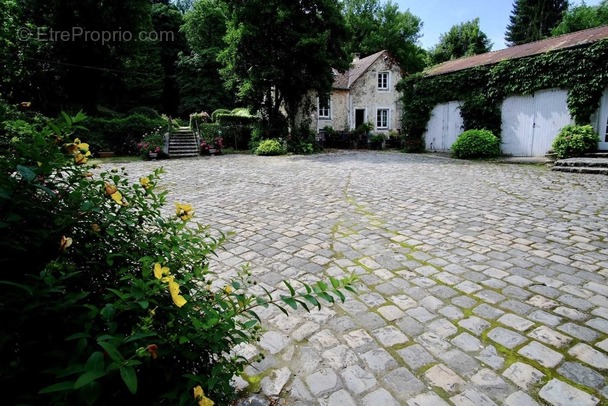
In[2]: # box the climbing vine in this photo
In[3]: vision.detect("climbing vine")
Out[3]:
[398,39,608,143]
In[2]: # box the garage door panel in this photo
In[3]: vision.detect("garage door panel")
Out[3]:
[501,95,534,156]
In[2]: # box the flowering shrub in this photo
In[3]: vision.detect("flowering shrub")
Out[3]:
[552,124,599,158]
[137,129,168,160]
[0,112,356,405]
[200,137,224,155]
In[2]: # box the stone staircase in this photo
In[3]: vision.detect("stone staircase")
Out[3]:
[168,127,198,158]
[551,152,608,175]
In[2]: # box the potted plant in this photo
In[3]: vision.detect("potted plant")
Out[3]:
[369,133,385,150]
[200,136,224,156]
[137,132,167,160]
[544,149,558,162]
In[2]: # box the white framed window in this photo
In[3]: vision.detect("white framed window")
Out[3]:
[376,108,389,129]
[318,96,331,119]
[377,72,389,90]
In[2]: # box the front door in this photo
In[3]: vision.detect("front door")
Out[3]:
[355,109,366,130]
[598,90,608,151]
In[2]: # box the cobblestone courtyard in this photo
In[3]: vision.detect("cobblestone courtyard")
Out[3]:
[124,151,608,405]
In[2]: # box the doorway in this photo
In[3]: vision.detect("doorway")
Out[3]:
[355,109,366,129]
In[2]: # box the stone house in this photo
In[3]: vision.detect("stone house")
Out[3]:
[305,50,404,135]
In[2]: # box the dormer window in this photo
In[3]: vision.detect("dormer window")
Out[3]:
[378,72,389,90]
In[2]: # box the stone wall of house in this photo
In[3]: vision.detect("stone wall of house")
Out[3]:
[349,57,402,133]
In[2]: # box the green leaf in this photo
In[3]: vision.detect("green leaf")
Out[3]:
[318,292,334,303]
[283,280,295,296]
[66,332,91,341]
[120,366,138,394]
[333,289,346,303]
[85,352,105,372]
[281,296,298,310]
[303,294,321,311]
[0,280,33,295]
[243,319,258,329]
[137,300,149,309]
[179,336,190,344]
[316,281,328,291]
[39,381,75,394]
[97,341,124,363]
[329,276,340,289]
[16,165,36,182]
[74,370,106,389]
[271,302,289,316]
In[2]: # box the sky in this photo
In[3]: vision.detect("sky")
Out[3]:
[396,0,604,51]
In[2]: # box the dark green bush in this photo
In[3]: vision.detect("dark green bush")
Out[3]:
[83,114,167,155]
[255,139,285,156]
[451,129,501,159]
[199,123,220,141]
[211,108,231,122]
[552,124,599,158]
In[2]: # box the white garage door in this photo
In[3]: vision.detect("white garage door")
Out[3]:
[424,101,463,151]
[594,89,608,151]
[501,88,573,157]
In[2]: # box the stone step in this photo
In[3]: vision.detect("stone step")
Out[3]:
[552,166,608,175]
[169,141,197,146]
[553,158,608,168]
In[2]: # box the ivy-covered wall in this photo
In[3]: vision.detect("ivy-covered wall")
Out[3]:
[398,39,608,143]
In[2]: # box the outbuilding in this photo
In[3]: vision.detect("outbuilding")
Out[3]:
[401,26,608,156]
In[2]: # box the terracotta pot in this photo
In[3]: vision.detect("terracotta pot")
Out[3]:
[97,151,115,158]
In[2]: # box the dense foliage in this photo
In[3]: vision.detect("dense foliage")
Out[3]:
[82,114,167,156]
[429,18,492,65]
[219,0,351,137]
[0,109,356,404]
[255,139,285,156]
[505,0,568,46]
[551,124,600,158]
[451,129,501,159]
[399,39,608,144]
[342,0,426,73]
[552,0,608,36]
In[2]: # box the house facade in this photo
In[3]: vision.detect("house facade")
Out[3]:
[307,50,403,135]
[420,26,608,156]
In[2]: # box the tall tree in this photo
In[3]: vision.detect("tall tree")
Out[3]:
[150,2,187,115]
[429,18,492,65]
[505,0,569,46]
[219,0,351,135]
[343,0,426,72]
[552,0,608,35]
[177,0,233,115]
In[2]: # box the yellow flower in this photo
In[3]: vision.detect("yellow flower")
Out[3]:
[153,263,170,280]
[193,386,214,406]
[175,202,194,221]
[140,177,151,189]
[74,150,91,165]
[168,277,187,308]
[105,182,117,195]
[224,285,233,294]
[59,235,72,252]
[105,182,127,206]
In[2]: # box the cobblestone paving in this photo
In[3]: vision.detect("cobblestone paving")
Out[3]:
[121,151,608,405]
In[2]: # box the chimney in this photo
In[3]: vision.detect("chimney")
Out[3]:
[353,53,360,62]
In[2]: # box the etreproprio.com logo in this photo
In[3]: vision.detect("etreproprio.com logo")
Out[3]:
[17,26,174,45]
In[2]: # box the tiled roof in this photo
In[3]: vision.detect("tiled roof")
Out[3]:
[333,50,386,90]
[425,25,608,77]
